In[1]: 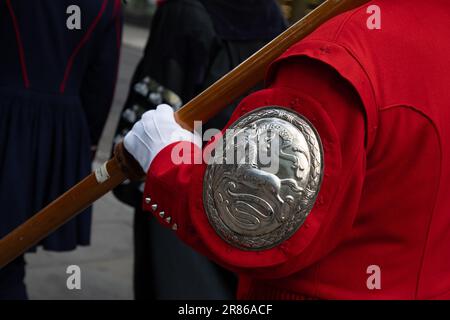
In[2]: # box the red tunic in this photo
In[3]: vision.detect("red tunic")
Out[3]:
[142,0,450,299]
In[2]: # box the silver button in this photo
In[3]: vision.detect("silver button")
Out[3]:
[172,224,178,231]
[165,217,172,224]
[151,204,158,211]
[145,197,151,204]
[159,211,165,218]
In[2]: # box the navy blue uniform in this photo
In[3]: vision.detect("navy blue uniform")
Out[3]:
[0,0,122,299]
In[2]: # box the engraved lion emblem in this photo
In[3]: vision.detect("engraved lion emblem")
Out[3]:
[216,118,311,234]
[204,107,323,250]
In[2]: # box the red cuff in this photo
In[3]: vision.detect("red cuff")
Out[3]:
[142,141,202,236]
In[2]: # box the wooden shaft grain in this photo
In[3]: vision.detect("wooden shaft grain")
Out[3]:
[0,0,371,268]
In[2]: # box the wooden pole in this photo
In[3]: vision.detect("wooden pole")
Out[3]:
[0,0,371,268]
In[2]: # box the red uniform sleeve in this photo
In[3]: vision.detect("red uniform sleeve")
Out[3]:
[142,57,367,279]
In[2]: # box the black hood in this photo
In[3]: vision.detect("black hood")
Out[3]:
[199,0,287,41]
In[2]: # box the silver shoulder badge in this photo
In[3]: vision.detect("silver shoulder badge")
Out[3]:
[203,107,324,251]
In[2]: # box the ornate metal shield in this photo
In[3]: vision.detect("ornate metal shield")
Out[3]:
[203,107,324,251]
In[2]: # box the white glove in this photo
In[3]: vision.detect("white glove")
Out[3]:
[123,104,201,173]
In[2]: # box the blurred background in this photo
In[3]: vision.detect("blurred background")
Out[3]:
[121,0,323,25]
[24,0,323,300]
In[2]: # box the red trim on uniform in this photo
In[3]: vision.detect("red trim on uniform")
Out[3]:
[6,0,30,89]
[59,0,108,93]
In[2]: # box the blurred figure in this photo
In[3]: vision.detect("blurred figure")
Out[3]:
[0,0,122,299]
[113,0,286,299]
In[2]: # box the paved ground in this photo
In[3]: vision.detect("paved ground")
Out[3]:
[24,25,149,300]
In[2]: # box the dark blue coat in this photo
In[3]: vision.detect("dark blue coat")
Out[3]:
[0,0,122,250]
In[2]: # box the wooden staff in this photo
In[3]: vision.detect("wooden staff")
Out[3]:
[0,0,370,268]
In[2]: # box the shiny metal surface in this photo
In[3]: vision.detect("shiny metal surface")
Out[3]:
[203,107,324,250]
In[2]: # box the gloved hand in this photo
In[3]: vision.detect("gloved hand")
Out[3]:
[123,104,201,173]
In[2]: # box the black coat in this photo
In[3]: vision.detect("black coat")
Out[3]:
[0,0,122,250]
[114,0,287,205]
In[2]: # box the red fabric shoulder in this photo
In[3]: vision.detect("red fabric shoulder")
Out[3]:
[266,37,378,151]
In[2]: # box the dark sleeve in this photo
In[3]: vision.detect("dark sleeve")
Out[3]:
[135,0,217,103]
[80,1,123,147]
